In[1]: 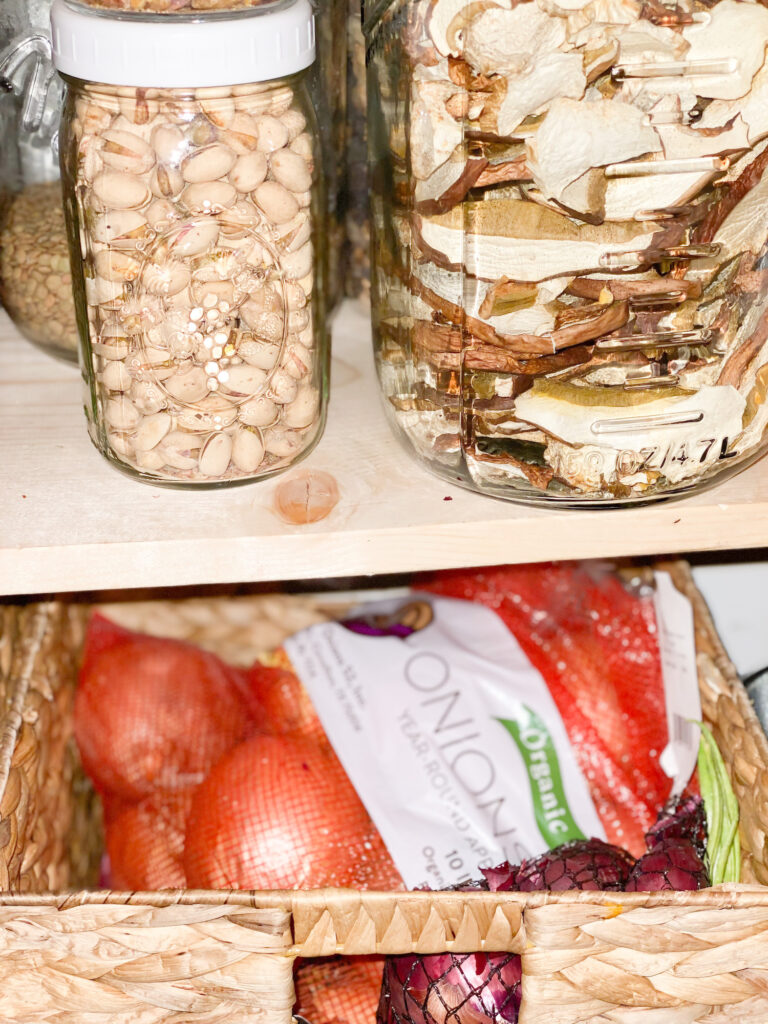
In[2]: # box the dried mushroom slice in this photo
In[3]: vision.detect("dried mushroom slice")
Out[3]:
[699,60,768,146]
[616,19,689,68]
[514,378,745,455]
[526,167,608,223]
[411,266,627,357]
[409,258,571,338]
[485,304,558,337]
[426,0,512,58]
[410,257,488,313]
[527,97,661,201]
[413,144,530,215]
[474,152,531,187]
[410,77,464,180]
[479,279,539,317]
[564,0,642,46]
[478,53,587,138]
[462,4,567,75]
[717,294,768,389]
[464,342,596,373]
[464,299,629,358]
[567,274,701,302]
[656,118,750,161]
[551,299,630,348]
[584,38,620,83]
[467,439,555,490]
[691,142,768,247]
[415,198,660,281]
[414,153,490,214]
[680,0,768,101]
[603,164,719,221]
[712,173,768,259]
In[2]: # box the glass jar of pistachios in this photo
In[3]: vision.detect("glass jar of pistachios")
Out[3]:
[67,0,349,313]
[52,0,328,487]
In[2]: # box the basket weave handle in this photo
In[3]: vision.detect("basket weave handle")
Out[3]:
[0,898,297,1023]
[255,888,528,956]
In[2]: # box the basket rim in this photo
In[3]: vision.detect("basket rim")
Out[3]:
[5,882,768,909]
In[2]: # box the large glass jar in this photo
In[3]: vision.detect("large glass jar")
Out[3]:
[52,0,327,487]
[0,0,78,362]
[365,0,768,506]
[67,0,348,313]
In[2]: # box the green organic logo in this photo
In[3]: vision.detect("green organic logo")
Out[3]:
[497,706,586,849]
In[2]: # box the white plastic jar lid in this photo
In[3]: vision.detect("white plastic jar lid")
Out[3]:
[50,0,315,88]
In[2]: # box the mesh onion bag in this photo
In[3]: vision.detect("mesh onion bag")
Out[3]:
[296,957,385,1024]
[378,952,522,1024]
[421,563,670,855]
[76,614,258,801]
[105,790,191,890]
[183,733,403,890]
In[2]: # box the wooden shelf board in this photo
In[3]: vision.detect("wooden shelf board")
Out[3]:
[2,301,768,597]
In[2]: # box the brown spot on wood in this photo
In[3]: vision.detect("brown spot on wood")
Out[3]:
[273,471,340,525]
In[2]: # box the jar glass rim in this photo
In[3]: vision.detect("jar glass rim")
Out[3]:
[62,0,293,24]
[57,66,305,88]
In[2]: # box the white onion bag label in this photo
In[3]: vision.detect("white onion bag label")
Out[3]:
[284,595,605,889]
[654,571,702,796]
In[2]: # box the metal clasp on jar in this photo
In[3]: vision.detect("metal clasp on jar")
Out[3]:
[0,33,61,139]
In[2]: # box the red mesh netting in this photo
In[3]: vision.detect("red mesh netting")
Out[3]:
[249,656,328,745]
[296,957,385,1024]
[76,614,258,801]
[106,790,191,890]
[183,733,403,890]
[420,564,670,856]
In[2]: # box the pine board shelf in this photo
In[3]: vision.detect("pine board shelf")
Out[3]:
[1,300,768,598]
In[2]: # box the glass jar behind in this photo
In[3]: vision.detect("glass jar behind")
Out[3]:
[310,0,349,312]
[345,0,369,301]
[53,0,328,487]
[0,0,78,362]
[365,0,768,507]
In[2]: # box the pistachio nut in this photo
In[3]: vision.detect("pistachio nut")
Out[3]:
[182,143,237,183]
[100,129,156,175]
[282,385,320,429]
[264,425,304,457]
[229,151,268,193]
[253,180,299,224]
[182,181,238,214]
[270,149,312,194]
[93,171,151,210]
[232,426,265,472]
[199,431,233,476]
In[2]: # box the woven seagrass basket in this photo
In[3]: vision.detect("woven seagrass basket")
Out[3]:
[1,562,768,1024]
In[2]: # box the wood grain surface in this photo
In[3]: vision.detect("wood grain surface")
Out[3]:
[2,302,768,597]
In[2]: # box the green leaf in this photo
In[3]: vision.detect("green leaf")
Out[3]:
[696,722,740,885]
